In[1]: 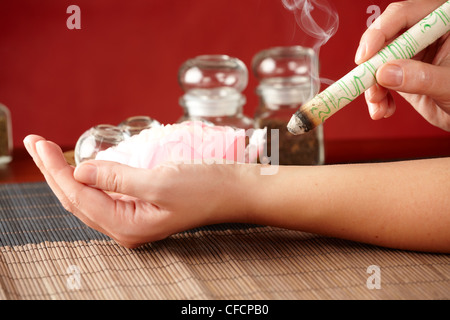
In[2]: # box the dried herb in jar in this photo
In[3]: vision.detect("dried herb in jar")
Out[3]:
[0,103,12,164]
[0,114,9,157]
[259,118,320,166]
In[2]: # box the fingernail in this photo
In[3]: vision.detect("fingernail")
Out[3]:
[74,163,97,185]
[365,86,376,102]
[368,103,379,119]
[35,140,46,158]
[23,137,31,152]
[355,42,366,64]
[378,65,403,87]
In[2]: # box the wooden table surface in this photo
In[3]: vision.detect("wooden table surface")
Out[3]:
[1,137,450,184]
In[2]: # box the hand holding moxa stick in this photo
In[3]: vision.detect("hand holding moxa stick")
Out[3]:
[287,1,450,135]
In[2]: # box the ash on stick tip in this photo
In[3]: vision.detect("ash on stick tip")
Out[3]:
[287,114,307,135]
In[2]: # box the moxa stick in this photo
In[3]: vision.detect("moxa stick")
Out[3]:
[287,1,450,135]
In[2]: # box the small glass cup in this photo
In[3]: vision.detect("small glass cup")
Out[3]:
[74,124,125,165]
[118,115,160,138]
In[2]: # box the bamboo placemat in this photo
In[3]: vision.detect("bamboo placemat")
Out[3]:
[0,182,448,300]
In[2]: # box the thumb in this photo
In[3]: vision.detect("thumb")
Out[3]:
[376,60,449,100]
[74,160,154,198]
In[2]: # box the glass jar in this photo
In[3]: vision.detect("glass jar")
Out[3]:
[177,55,254,130]
[118,115,160,138]
[74,124,125,165]
[252,46,324,166]
[0,103,13,165]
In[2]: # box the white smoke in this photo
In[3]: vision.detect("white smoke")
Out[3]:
[282,0,339,52]
[282,0,339,87]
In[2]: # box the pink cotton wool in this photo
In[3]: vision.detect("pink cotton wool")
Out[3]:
[95,121,266,169]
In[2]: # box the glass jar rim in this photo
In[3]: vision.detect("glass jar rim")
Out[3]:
[178,55,248,93]
[92,124,124,142]
[119,116,159,130]
[252,46,318,81]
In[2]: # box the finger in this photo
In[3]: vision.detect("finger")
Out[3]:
[24,135,70,202]
[24,135,49,168]
[383,94,397,119]
[32,138,115,235]
[365,86,397,120]
[376,59,450,101]
[355,0,446,64]
[24,135,110,234]
[74,160,158,201]
[433,33,450,65]
[365,83,389,104]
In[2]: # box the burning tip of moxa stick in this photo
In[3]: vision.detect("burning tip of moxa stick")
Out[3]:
[287,110,313,135]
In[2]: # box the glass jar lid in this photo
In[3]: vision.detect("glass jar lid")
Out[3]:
[252,46,319,105]
[252,46,317,85]
[178,55,248,93]
[178,55,248,117]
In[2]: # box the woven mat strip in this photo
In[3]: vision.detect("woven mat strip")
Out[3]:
[0,183,109,246]
[0,182,449,300]
[0,230,449,300]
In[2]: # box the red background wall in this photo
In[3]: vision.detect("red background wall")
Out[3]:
[1,0,449,149]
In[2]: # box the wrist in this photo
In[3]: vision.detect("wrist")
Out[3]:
[236,164,283,225]
[222,163,264,225]
[202,163,261,226]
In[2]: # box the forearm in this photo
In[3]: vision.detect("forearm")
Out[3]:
[243,158,450,253]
